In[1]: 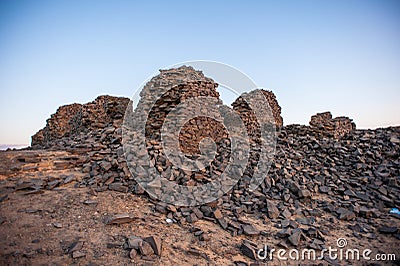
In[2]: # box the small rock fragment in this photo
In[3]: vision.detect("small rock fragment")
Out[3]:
[266,200,279,219]
[288,230,302,246]
[108,182,128,193]
[68,241,84,253]
[213,209,223,219]
[143,236,162,256]
[298,189,311,198]
[240,241,257,260]
[127,236,143,249]
[129,248,137,259]
[378,226,398,234]
[107,214,135,224]
[53,222,62,228]
[139,241,154,256]
[83,200,98,205]
[339,210,355,221]
[72,251,85,259]
[242,224,260,236]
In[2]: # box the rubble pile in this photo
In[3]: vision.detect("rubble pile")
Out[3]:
[157,124,399,246]
[309,111,356,138]
[31,95,132,193]
[226,124,400,251]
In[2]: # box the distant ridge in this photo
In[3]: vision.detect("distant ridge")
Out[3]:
[0,144,28,151]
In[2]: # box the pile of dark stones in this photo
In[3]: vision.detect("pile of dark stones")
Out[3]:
[30,66,400,261]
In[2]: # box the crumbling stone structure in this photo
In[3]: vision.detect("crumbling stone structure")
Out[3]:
[309,111,356,138]
[31,95,129,147]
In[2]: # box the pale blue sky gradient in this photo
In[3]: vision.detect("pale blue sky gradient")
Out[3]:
[0,0,399,144]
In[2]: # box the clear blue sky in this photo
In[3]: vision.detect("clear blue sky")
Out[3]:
[0,0,399,145]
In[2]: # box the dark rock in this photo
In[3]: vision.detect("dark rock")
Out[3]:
[234,261,248,266]
[127,236,143,249]
[187,247,210,261]
[107,241,124,248]
[0,194,8,202]
[143,236,162,256]
[359,206,376,218]
[68,241,84,253]
[319,186,330,193]
[218,217,228,229]
[287,180,301,194]
[339,210,356,221]
[277,228,292,238]
[242,224,260,236]
[200,206,213,217]
[194,230,203,236]
[25,66,400,251]
[378,226,398,234]
[240,242,257,260]
[192,208,204,219]
[186,213,198,223]
[281,209,291,219]
[63,175,75,184]
[108,182,128,193]
[288,230,303,246]
[199,233,210,241]
[298,189,311,198]
[155,203,167,214]
[266,200,279,219]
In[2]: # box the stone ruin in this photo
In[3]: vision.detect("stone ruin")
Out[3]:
[29,67,364,201]
[26,66,400,260]
[122,66,279,205]
[232,89,283,131]
[32,66,283,149]
[32,95,129,147]
[309,111,356,138]
[125,66,230,189]
[31,66,283,192]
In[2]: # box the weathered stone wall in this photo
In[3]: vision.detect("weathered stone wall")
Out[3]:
[260,89,283,129]
[31,95,129,147]
[138,67,223,155]
[128,66,231,187]
[232,89,283,133]
[309,111,356,138]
